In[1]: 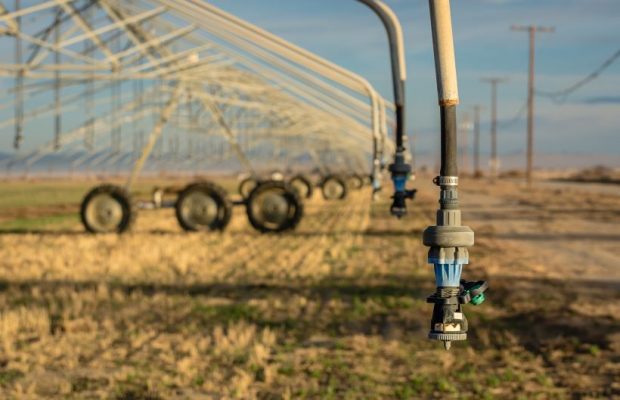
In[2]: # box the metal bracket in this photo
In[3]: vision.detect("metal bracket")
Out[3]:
[433,176,459,186]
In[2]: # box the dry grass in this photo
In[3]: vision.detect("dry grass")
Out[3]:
[0,179,618,399]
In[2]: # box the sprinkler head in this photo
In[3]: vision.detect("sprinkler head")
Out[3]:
[390,189,407,217]
[390,189,417,218]
[388,151,413,218]
[427,286,467,350]
[426,279,488,350]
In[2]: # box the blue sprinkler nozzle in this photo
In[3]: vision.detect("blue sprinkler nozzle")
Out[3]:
[433,263,463,288]
[388,151,412,218]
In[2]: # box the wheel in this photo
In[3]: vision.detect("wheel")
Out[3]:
[288,174,313,199]
[246,181,303,233]
[175,181,232,231]
[349,174,364,190]
[80,184,135,233]
[321,175,348,201]
[238,177,259,199]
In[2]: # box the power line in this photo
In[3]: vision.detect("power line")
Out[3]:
[537,48,620,104]
[496,49,620,130]
[498,100,527,129]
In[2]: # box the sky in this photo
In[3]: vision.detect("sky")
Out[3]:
[0,0,618,169]
[204,0,620,163]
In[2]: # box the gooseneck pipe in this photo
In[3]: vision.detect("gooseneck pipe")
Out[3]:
[356,0,406,150]
[355,0,413,213]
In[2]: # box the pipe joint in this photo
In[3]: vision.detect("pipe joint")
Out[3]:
[433,175,458,187]
[427,246,469,265]
[423,225,474,248]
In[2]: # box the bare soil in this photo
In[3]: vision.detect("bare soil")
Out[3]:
[0,177,617,399]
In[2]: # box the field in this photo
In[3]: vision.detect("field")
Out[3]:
[0,176,619,399]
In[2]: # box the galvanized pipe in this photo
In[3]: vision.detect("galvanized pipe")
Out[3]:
[356,0,407,150]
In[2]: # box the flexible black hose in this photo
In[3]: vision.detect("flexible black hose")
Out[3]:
[440,105,458,177]
[395,103,405,150]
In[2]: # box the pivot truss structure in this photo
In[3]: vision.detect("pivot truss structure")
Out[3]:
[0,0,396,181]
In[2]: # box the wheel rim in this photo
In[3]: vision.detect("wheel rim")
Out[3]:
[85,193,124,232]
[252,190,290,229]
[180,191,218,229]
[324,179,344,199]
[291,179,309,198]
[240,180,258,198]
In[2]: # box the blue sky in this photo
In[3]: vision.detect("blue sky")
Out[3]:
[0,0,617,166]
[205,0,620,159]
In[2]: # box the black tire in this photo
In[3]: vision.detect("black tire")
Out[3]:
[320,175,348,201]
[288,174,314,199]
[238,177,259,200]
[80,184,135,234]
[175,181,232,232]
[349,174,364,190]
[246,181,304,233]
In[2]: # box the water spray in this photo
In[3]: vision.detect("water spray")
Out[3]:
[423,0,488,350]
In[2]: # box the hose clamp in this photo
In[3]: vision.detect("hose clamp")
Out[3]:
[433,176,459,187]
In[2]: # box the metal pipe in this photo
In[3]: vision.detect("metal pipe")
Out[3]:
[355,0,414,214]
[1,0,379,178]
[169,0,388,184]
[356,0,406,150]
[127,85,182,189]
[14,0,24,150]
[429,0,458,177]
[54,10,61,151]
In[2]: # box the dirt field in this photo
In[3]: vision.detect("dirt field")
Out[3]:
[0,177,618,399]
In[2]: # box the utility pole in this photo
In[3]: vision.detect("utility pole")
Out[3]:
[459,112,471,176]
[54,11,62,151]
[472,105,483,177]
[481,78,508,179]
[14,0,23,150]
[511,25,554,186]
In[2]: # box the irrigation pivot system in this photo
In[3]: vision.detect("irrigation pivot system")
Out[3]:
[0,0,486,349]
[357,0,488,350]
[0,0,399,234]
